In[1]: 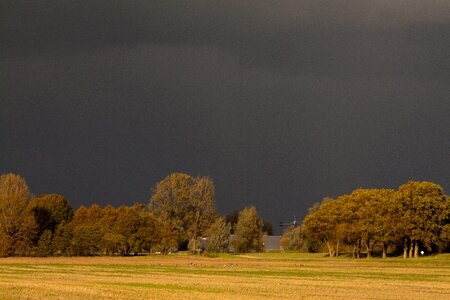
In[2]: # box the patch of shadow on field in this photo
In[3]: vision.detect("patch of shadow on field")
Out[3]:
[95,281,222,293]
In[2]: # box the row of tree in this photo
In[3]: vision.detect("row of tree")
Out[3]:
[300,181,450,258]
[0,173,266,256]
[3,173,447,258]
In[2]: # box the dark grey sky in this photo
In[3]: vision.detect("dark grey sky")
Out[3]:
[1,1,449,232]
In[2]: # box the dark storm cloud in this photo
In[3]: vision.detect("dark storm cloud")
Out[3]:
[2,1,449,79]
[1,1,449,231]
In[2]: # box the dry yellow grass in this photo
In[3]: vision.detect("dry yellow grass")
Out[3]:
[1,253,450,299]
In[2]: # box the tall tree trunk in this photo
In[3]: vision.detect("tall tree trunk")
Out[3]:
[366,239,372,259]
[190,238,197,254]
[336,240,339,257]
[356,239,361,259]
[403,239,408,259]
[382,242,387,259]
[352,244,356,259]
[366,245,372,258]
[414,242,419,258]
[325,240,334,257]
[409,240,414,258]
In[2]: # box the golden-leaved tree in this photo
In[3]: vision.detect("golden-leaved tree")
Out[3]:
[303,197,340,257]
[0,173,36,256]
[399,181,450,258]
[303,181,450,258]
[149,173,217,253]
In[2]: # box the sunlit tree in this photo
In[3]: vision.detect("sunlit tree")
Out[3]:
[0,174,36,256]
[399,181,450,258]
[149,173,217,253]
[303,198,340,257]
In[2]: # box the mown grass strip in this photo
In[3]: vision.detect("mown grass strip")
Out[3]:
[4,262,447,283]
[95,281,222,293]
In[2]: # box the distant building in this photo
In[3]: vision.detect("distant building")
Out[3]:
[262,235,281,251]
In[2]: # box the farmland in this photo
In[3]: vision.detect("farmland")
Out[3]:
[1,253,450,299]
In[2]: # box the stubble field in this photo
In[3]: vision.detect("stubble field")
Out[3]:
[1,253,450,299]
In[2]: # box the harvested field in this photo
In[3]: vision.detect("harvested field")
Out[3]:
[1,253,450,299]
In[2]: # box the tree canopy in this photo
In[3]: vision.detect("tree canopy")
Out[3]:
[0,174,36,256]
[1,172,449,258]
[232,206,264,253]
[149,173,217,253]
[302,182,450,258]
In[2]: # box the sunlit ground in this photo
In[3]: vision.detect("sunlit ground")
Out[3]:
[1,253,450,299]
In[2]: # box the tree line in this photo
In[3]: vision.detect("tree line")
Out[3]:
[0,173,267,256]
[298,181,450,258]
[2,173,448,258]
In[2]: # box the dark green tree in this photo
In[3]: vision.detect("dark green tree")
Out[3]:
[52,220,73,256]
[231,206,264,253]
[280,225,305,252]
[37,230,53,257]
[28,193,73,255]
[205,216,231,253]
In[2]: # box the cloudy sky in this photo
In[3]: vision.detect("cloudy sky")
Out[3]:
[1,1,449,231]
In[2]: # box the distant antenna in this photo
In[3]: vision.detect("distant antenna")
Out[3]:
[279,215,298,227]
